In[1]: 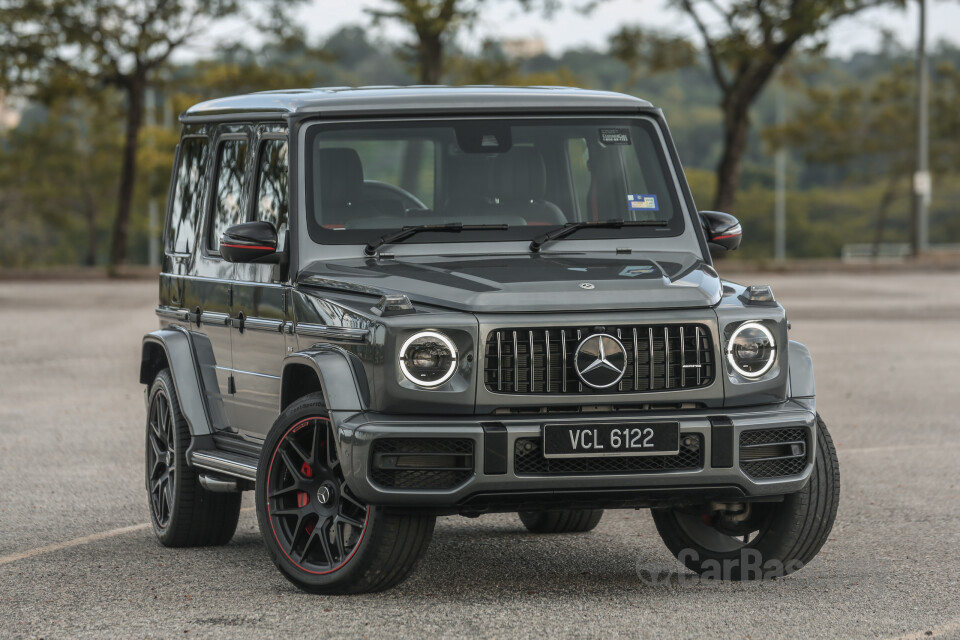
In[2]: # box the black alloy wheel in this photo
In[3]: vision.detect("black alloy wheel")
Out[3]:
[145,369,241,547]
[256,393,436,594]
[146,383,176,528]
[263,416,369,573]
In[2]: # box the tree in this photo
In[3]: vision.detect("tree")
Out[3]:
[1,1,242,272]
[768,60,960,254]
[614,0,902,212]
[447,39,580,85]
[367,0,557,84]
[608,27,698,90]
[0,94,122,267]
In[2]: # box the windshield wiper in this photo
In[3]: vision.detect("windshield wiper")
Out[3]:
[529,219,668,253]
[364,223,509,256]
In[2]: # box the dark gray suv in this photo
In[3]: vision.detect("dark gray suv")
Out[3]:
[140,86,839,594]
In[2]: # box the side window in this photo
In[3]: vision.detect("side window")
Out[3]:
[255,139,289,244]
[167,137,209,254]
[208,139,249,252]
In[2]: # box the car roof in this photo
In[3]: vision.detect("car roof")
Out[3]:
[180,85,656,123]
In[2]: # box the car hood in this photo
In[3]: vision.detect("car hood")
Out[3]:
[297,252,721,313]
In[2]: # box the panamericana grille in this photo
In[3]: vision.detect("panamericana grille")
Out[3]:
[484,324,714,394]
[514,434,703,475]
[739,428,809,479]
[369,438,474,490]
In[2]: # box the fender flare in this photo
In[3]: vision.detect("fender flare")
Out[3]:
[787,340,815,399]
[281,345,370,413]
[140,327,215,436]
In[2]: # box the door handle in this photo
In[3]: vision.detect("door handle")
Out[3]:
[229,312,245,333]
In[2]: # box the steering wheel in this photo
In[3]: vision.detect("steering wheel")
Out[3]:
[362,180,428,212]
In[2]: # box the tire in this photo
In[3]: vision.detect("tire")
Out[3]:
[518,509,604,534]
[145,369,241,547]
[651,414,840,580]
[255,393,435,594]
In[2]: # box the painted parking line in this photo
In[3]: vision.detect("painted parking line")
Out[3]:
[0,523,151,567]
[0,507,255,568]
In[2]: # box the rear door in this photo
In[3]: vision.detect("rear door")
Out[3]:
[230,127,292,440]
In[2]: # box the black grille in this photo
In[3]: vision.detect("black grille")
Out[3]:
[484,324,714,394]
[370,438,474,490]
[514,434,703,475]
[739,428,808,479]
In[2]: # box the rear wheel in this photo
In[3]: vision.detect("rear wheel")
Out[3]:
[651,414,839,580]
[518,509,604,534]
[256,393,435,594]
[146,369,241,547]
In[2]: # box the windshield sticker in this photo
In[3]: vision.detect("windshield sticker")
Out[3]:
[628,194,659,212]
[619,265,658,278]
[599,128,631,145]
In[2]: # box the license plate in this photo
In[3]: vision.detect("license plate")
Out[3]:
[542,422,680,458]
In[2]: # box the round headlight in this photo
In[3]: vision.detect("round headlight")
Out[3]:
[726,322,776,378]
[399,331,458,387]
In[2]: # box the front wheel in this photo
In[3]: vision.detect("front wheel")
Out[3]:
[255,394,435,594]
[651,414,839,580]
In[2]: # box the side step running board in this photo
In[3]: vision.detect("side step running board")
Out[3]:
[190,449,258,482]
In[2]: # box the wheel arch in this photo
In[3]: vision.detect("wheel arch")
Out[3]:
[787,339,815,399]
[280,346,369,413]
[141,328,214,436]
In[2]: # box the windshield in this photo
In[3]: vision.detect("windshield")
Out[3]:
[303,117,685,246]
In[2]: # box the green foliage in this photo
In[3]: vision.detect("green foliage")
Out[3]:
[368,0,557,83]
[0,94,122,267]
[1,3,958,268]
[447,40,580,86]
[608,27,698,87]
[613,0,907,211]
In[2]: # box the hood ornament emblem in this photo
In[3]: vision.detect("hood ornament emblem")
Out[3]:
[579,282,595,290]
[574,334,627,389]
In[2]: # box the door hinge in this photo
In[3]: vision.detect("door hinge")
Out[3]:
[227,375,236,395]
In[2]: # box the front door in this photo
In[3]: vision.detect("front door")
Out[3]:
[229,131,292,440]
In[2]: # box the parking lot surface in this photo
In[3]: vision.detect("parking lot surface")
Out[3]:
[1,272,959,639]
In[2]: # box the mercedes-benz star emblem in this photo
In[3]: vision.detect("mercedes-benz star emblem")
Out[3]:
[579,282,595,290]
[316,485,332,505]
[574,334,627,389]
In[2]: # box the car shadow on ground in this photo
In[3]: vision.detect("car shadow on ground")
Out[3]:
[175,514,820,601]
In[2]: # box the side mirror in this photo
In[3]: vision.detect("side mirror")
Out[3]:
[219,221,280,263]
[699,211,742,252]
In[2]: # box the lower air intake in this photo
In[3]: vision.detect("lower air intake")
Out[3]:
[739,427,809,479]
[370,438,474,490]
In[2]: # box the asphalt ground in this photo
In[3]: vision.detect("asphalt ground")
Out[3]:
[1,272,959,639]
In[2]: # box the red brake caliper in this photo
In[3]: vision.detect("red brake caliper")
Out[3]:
[297,462,313,508]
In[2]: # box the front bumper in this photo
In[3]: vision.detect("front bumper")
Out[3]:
[330,399,817,513]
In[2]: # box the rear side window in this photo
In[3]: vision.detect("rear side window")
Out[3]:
[255,139,289,243]
[167,137,208,254]
[208,139,249,252]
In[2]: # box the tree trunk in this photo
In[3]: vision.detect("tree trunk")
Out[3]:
[713,95,751,213]
[419,34,443,84]
[108,73,145,274]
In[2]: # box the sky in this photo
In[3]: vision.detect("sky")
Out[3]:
[280,0,960,58]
